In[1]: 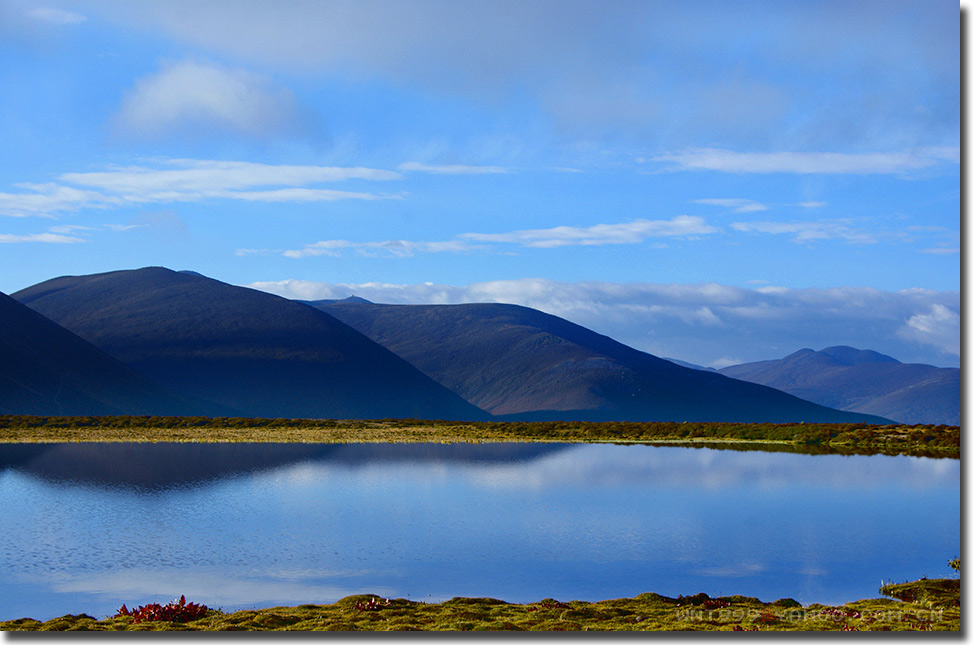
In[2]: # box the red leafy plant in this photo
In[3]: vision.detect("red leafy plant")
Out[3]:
[115,595,208,624]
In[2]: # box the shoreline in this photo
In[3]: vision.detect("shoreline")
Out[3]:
[1,577,959,631]
[0,416,959,459]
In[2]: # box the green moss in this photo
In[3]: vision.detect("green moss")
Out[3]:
[880,578,960,607]
[2,577,959,632]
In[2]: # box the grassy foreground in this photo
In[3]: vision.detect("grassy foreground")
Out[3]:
[1,577,959,631]
[0,416,959,458]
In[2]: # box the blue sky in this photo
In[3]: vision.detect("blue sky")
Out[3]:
[0,0,961,367]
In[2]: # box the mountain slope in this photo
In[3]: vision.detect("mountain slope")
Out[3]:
[664,358,717,372]
[14,268,488,421]
[312,300,890,424]
[0,291,214,416]
[718,347,959,425]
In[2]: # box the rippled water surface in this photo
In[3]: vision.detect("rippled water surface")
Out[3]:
[0,443,960,621]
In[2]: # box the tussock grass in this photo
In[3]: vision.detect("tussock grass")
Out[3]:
[880,578,960,607]
[2,580,959,631]
[0,415,959,458]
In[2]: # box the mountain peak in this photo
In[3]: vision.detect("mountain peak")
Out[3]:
[13,268,488,421]
[313,300,890,423]
[718,346,957,425]
[780,346,900,367]
[819,346,900,365]
[304,295,375,305]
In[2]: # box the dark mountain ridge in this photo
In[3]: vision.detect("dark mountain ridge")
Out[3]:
[0,291,214,416]
[312,300,891,424]
[13,268,488,421]
[718,346,959,425]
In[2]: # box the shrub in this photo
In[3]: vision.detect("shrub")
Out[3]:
[114,595,208,624]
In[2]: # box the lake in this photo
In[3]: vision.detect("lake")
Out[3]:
[0,442,959,621]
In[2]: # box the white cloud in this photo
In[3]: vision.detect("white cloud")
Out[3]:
[0,183,120,217]
[47,224,95,234]
[398,162,510,175]
[283,239,478,259]
[217,188,400,203]
[0,232,84,243]
[62,160,401,193]
[114,60,304,139]
[799,201,828,208]
[282,240,350,259]
[275,216,717,259]
[461,216,718,248]
[898,304,960,356]
[549,167,584,173]
[920,146,961,163]
[731,216,957,249]
[84,1,957,153]
[89,1,616,90]
[0,222,154,244]
[0,159,402,217]
[708,357,743,370]
[247,278,960,368]
[693,198,768,213]
[28,7,86,24]
[235,248,275,257]
[653,148,956,174]
[731,220,878,244]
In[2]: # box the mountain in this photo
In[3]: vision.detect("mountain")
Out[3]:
[664,358,717,372]
[718,346,959,425]
[0,291,214,416]
[310,300,891,424]
[13,268,488,421]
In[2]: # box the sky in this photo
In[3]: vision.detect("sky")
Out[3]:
[0,0,961,367]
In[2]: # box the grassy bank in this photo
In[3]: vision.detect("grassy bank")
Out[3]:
[0,415,959,458]
[1,577,959,631]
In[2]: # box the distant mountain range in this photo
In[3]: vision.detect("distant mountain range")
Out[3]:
[717,346,960,425]
[312,299,888,423]
[13,268,488,421]
[6,266,949,424]
[0,291,213,416]
[663,358,717,372]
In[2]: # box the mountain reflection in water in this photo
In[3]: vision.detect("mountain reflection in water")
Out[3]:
[0,443,959,622]
[0,442,570,490]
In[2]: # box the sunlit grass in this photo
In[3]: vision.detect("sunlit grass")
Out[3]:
[2,577,959,631]
[0,415,959,458]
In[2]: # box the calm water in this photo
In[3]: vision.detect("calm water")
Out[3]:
[0,443,959,621]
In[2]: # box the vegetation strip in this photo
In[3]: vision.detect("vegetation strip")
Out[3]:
[1,577,958,632]
[0,416,959,458]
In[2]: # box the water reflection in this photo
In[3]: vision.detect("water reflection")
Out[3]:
[0,442,569,490]
[0,442,956,492]
[461,445,958,490]
[0,443,959,622]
